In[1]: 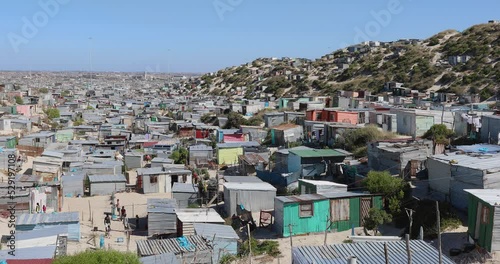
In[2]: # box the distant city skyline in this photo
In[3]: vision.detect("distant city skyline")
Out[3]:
[0,0,498,73]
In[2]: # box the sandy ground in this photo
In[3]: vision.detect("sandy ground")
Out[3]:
[62,192,171,255]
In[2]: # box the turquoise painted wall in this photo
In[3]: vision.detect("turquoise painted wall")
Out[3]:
[468,194,494,252]
[288,153,301,173]
[282,199,330,237]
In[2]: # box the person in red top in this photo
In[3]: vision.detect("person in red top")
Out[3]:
[121,206,126,220]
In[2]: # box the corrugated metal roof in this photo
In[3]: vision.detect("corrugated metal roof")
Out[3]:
[299,179,348,187]
[137,167,191,176]
[88,174,126,183]
[223,182,276,191]
[136,235,211,257]
[238,153,268,165]
[275,146,313,155]
[193,223,239,240]
[16,212,79,226]
[223,175,264,183]
[217,141,260,148]
[140,252,180,264]
[465,189,500,206]
[275,194,327,203]
[61,173,85,183]
[172,183,198,193]
[456,144,500,154]
[0,246,56,260]
[176,209,225,223]
[289,149,346,158]
[189,144,213,151]
[320,191,374,199]
[17,226,68,241]
[292,240,455,264]
[147,198,177,214]
[430,152,500,171]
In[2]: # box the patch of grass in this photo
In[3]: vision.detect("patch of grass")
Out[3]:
[53,250,140,264]
[219,254,237,264]
[239,238,281,258]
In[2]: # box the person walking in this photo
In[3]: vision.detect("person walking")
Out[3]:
[42,204,46,213]
[121,206,126,221]
[35,203,40,214]
[104,214,111,237]
[116,199,120,216]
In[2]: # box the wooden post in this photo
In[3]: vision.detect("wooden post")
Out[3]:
[384,242,389,264]
[132,203,135,220]
[247,223,253,264]
[405,234,411,264]
[436,201,442,264]
[324,216,329,245]
[126,229,130,251]
[88,201,92,221]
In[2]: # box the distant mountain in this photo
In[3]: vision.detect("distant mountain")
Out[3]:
[195,22,499,100]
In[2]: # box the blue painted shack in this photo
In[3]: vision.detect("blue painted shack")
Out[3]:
[16,212,80,241]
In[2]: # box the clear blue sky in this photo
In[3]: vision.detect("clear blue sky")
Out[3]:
[0,0,498,73]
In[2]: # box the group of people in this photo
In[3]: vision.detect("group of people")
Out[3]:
[34,203,46,214]
[104,198,127,237]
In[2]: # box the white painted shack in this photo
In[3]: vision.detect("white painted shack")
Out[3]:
[88,174,127,196]
[223,182,277,216]
[137,167,192,194]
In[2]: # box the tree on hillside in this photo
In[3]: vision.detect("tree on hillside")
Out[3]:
[224,111,247,129]
[45,108,60,119]
[364,170,406,215]
[422,124,454,145]
[14,96,23,105]
[39,88,49,94]
[335,126,396,158]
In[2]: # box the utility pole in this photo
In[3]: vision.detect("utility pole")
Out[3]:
[405,208,415,238]
[436,201,442,264]
[247,223,253,264]
[88,37,93,90]
[405,234,411,264]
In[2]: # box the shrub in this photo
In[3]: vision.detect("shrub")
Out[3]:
[239,238,281,258]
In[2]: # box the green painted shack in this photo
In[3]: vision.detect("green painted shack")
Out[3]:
[0,136,17,149]
[465,189,500,253]
[274,192,383,237]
